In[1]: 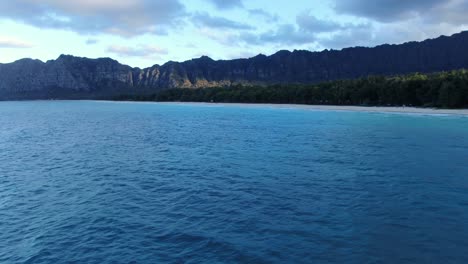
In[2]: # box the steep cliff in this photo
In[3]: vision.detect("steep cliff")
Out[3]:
[1,31,468,99]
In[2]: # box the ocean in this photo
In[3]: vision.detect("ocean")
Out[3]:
[1,101,467,263]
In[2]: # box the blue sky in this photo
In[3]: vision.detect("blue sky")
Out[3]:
[0,0,467,68]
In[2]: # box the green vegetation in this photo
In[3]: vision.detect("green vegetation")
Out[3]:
[115,70,468,108]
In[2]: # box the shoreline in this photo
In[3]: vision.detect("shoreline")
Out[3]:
[2,99,468,116]
[96,101,468,116]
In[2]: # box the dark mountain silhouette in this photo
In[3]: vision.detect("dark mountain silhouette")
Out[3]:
[1,31,468,100]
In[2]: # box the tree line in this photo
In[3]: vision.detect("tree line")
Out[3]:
[113,70,468,108]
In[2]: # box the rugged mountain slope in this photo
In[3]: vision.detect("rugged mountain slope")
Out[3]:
[1,31,468,99]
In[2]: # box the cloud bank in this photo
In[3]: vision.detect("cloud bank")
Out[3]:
[0,0,186,37]
[1,0,468,63]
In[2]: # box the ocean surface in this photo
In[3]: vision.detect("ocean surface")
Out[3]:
[1,101,467,264]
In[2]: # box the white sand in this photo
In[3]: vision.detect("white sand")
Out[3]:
[153,102,468,116]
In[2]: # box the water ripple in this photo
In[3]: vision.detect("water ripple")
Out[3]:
[0,101,468,263]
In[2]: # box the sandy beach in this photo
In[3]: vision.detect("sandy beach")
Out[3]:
[151,102,468,116]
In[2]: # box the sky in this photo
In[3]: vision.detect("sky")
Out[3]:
[0,0,468,68]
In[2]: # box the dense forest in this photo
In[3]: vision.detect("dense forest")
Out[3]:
[114,70,468,109]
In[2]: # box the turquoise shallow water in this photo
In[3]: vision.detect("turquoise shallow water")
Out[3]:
[0,101,468,263]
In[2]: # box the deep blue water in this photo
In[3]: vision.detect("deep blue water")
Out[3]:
[1,101,468,263]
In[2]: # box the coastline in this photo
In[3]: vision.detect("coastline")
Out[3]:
[2,99,468,116]
[134,101,468,116]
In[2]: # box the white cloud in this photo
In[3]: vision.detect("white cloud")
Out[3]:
[192,12,254,30]
[0,36,34,48]
[197,28,240,46]
[205,0,243,9]
[107,44,169,58]
[248,9,279,23]
[0,0,186,37]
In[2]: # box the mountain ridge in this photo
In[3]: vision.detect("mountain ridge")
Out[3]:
[3,31,463,67]
[1,31,468,99]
